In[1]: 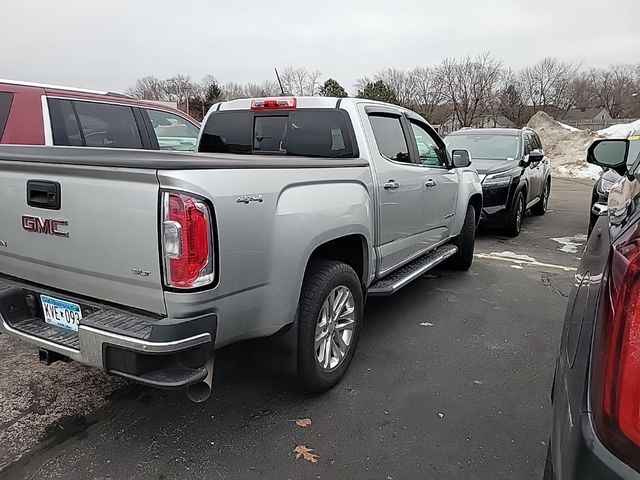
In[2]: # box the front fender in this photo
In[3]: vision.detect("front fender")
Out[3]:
[450,169,483,235]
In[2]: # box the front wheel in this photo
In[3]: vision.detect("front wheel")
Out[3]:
[449,205,476,271]
[532,178,550,216]
[297,259,363,393]
[505,191,525,237]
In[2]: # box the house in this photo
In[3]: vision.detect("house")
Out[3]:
[559,107,612,123]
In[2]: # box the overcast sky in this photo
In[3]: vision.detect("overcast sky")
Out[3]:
[3,0,639,94]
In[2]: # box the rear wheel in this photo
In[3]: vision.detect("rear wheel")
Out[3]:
[449,205,476,271]
[297,259,363,393]
[532,178,550,216]
[505,190,525,237]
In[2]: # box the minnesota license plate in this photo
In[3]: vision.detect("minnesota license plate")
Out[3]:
[41,295,82,332]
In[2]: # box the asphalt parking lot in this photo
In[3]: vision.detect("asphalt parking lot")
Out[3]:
[0,177,592,480]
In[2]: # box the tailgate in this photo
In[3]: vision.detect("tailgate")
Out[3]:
[0,161,165,314]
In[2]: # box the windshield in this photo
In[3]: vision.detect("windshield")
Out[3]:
[445,134,520,160]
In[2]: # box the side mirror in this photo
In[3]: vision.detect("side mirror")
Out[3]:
[452,149,472,168]
[528,150,544,163]
[587,139,629,175]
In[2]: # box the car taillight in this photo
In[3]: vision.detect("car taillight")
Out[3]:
[161,191,214,289]
[250,98,297,110]
[598,235,640,463]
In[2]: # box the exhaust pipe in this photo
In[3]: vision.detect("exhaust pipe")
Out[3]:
[187,357,214,403]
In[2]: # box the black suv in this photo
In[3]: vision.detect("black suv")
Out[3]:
[445,128,551,236]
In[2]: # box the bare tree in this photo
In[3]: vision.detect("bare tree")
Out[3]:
[519,58,581,115]
[245,80,280,97]
[410,66,445,119]
[374,68,416,108]
[438,53,502,127]
[164,74,195,105]
[584,64,637,117]
[279,67,322,96]
[221,82,247,100]
[496,69,527,127]
[126,76,167,100]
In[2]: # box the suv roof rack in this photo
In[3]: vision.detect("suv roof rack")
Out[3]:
[0,79,132,98]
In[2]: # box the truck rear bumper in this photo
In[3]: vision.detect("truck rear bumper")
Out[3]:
[0,276,216,389]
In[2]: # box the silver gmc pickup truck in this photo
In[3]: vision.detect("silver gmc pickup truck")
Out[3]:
[0,97,482,401]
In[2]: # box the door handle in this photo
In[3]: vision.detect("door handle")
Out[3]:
[383,181,400,191]
[425,179,437,188]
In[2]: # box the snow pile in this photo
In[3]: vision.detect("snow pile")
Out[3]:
[526,112,640,180]
[527,111,602,179]
[598,119,640,138]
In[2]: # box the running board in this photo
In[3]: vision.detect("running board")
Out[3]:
[368,244,458,296]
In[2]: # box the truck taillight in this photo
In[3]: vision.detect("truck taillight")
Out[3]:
[597,236,640,465]
[250,98,297,110]
[161,191,214,289]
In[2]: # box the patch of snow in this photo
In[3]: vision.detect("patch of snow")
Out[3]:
[559,122,580,132]
[598,119,640,139]
[553,163,603,180]
[489,251,538,262]
[550,234,588,254]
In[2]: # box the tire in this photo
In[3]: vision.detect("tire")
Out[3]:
[449,205,476,271]
[532,178,550,216]
[297,259,363,393]
[505,190,525,237]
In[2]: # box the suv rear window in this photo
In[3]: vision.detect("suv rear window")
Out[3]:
[199,109,357,158]
[0,92,13,141]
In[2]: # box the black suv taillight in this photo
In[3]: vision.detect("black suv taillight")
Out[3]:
[161,191,214,289]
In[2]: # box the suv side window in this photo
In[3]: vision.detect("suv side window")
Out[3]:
[533,133,543,151]
[145,109,199,151]
[368,114,410,163]
[48,98,84,146]
[0,92,13,141]
[523,134,534,156]
[73,101,142,149]
[49,99,143,149]
[408,121,448,167]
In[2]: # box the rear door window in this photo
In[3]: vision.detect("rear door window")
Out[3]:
[199,109,356,158]
[73,101,142,149]
[0,92,13,141]
[49,99,143,149]
[144,109,199,151]
[368,114,410,163]
[48,99,83,146]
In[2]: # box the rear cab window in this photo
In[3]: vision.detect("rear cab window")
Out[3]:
[48,99,143,149]
[199,109,357,158]
[0,92,13,141]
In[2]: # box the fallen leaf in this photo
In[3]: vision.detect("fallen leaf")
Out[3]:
[420,322,434,327]
[295,418,312,428]
[293,445,318,464]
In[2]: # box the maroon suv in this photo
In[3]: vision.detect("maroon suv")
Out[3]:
[0,80,199,151]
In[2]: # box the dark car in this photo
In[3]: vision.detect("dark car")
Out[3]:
[546,137,640,479]
[445,128,551,236]
[588,130,640,234]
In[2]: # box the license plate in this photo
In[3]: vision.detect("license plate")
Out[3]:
[41,295,82,332]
